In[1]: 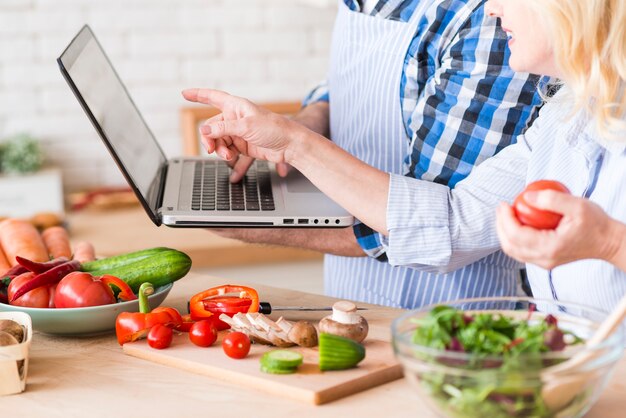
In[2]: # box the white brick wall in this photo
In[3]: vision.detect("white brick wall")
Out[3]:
[0,0,336,192]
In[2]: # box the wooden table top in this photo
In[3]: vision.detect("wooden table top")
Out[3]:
[5,273,626,418]
[66,207,322,267]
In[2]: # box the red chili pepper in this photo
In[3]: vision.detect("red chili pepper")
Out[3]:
[115,283,183,345]
[15,256,70,274]
[189,285,259,330]
[9,260,81,303]
[2,264,28,279]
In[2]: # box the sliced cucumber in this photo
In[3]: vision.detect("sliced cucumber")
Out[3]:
[319,333,366,371]
[260,364,297,375]
[260,350,303,373]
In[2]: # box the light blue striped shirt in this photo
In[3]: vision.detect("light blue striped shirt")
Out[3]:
[386,90,626,312]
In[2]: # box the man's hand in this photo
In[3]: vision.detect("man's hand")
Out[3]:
[207,227,366,257]
[496,190,624,270]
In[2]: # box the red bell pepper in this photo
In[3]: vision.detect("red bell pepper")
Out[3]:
[189,285,259,330]
[115,282,183,345]
[9,260,81,303]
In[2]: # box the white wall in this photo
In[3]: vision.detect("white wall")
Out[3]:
[0,0,336,192]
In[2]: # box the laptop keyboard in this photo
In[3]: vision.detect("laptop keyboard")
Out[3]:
[191,160,275,211]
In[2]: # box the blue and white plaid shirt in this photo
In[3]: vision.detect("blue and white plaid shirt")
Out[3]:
[304,0,546,262]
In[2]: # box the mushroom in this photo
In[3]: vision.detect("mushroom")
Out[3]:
[0,319,24,343]
[318,301,368,343]
[0,330,19,347]
[287,321,318,347]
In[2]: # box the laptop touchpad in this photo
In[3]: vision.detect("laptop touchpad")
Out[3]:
[284,170,321,193]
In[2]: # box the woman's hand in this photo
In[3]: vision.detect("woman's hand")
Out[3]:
[182,88,305,165]
[496,190,625,269]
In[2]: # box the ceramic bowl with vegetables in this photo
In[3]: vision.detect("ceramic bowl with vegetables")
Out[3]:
[0,283,173,336]
[392,297,625,418]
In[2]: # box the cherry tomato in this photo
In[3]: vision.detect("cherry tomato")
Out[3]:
[222,331,251,359]
[513,180,570,230]
[176,314,196,333]
[7,272,56,308]
[147,324,173,349]
[54,272,116,308]
[189,319,217,347]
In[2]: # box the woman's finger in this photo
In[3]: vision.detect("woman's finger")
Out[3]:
[230,155,255,183]
[523,190,578,214]
[200,118,250,139]
[182,88,232,109]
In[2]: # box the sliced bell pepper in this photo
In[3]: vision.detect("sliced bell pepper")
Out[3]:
[189,285,259,330]
[115,282,183,345]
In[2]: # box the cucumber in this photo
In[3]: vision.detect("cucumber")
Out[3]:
[87,249,192,292]
[260,364,296,375]
[318,333,366,371]
[81,247,172,272]
[260,350,303,371]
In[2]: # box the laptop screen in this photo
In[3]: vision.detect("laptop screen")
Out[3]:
[57,26,167,222]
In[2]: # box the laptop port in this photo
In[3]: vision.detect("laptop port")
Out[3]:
[314,219,319,224]
[335,219,340,224]
[298,219,309,224]
[324,219,330,224]
[283,219,294,224]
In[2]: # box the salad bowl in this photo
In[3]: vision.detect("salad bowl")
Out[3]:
[0,283,173,336]
[391,297,625,418]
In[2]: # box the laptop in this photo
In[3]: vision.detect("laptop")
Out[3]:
[57,25,353,228]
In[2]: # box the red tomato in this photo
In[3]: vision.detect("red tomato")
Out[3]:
[513,180,570,230]
[147,324,173,349]
[189,319,217,347]
[222,331,251,359]
[54,272,116,308]
[8,272,56,308]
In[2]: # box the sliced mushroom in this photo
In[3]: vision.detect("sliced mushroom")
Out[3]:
[222,313,295,347]
[275,317,294,334]
[287,321,318,347]
[0,320,24,343]
[318,301,369,343]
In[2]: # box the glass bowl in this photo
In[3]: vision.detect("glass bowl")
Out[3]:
[391,297,625,418]
[0,283,172,336]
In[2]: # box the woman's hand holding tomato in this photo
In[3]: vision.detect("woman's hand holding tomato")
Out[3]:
[497,183,624,269]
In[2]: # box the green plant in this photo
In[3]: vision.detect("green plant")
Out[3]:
[0,133,43,174]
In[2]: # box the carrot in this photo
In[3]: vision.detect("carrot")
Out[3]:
[41,226,72,259]
[0,245,11,274]
[72,241,96,263]
[0,219,49,266]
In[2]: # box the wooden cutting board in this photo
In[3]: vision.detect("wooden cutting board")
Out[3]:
[123,327,403,405]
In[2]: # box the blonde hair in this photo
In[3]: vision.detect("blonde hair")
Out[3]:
[531,0,626,140]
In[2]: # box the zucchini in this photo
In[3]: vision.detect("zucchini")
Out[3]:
[260,350,303,374]
[318,333,365,371]
[87,249,192,292]
[81,247,172,272]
